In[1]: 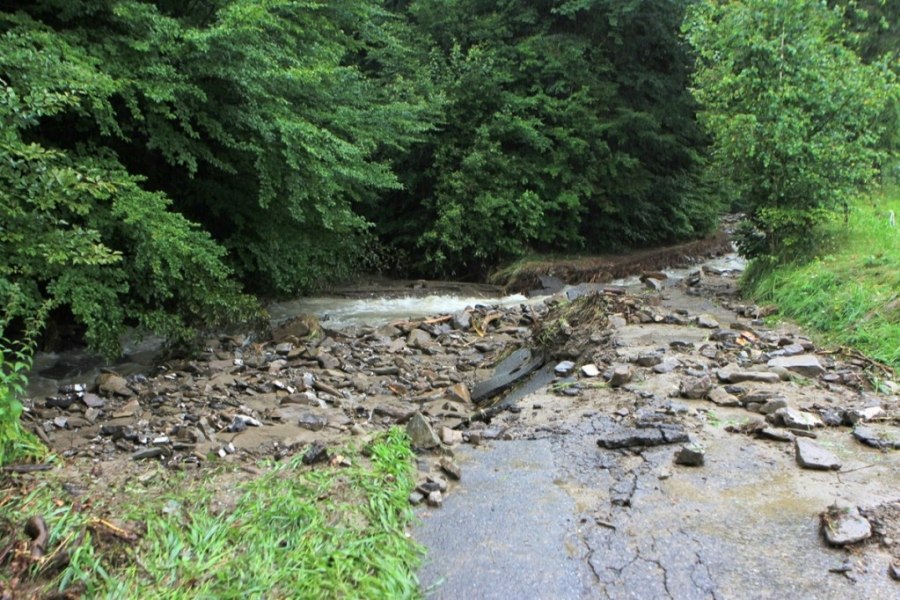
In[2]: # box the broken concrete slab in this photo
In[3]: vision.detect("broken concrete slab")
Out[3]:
[471,348,545,404]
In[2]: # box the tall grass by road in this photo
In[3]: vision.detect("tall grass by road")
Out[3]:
[743,187,899,371]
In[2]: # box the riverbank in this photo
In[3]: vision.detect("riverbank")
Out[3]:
[743,188,899,372]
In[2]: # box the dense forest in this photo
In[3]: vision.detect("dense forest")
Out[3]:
[0,0,896,357]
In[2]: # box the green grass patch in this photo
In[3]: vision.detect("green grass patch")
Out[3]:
[743,187,900,370]
[1,428,422,599]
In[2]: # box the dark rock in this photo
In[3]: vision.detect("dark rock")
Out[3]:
[756,427,794,442]
[597,425,688,449]
[406,412,440,449]
[302,441,329,465]
[852,425,900,450]
[795,438,841,470]
[472,348,544,404]
[46,395,77,409]
[131,447,166,461]
[680,376,712,400]
[820,408,845,426]
[766,355,825,378]
[674,445,705,467]
[297,412,328,432]
[821,505,871,546]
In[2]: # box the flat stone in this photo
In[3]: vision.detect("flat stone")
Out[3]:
[708,387,741,407]
[766,355,825,378]
[441,427,464,445]
[635,352,663,367]
[112,398,141,419]
[756,427,794,442]
[81,393,105,409]
[773,407,824,429]
[759,398,788,415]
[821,506,871,546]
[580,364,600,378]
[845,406,885,424]
[795,438,841,470]
[852,425,900,450]
[781,343,805,356]
[131,447,166,461]
[716,368,781,384]
[597,425,689,449]
[674,445,705,467]
[408,491,425,506]
[554,360,576,376]
[653,358,680,374]
[696,314,720,329]
[406,412,440,449]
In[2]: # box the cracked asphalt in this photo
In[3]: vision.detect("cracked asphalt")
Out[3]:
[414,276,899,599]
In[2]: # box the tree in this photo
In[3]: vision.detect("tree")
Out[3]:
[684,0,897,259]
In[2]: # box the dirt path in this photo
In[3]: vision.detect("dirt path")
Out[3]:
[415,271,899,598]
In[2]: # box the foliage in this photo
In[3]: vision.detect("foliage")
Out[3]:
[684,0,897,260]
[743,187,900,369]
[0,339,45,466]
[368,0,717,277]
[1,428,422,598]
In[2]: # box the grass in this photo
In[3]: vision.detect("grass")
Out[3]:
[1,428,422,599]
[743,186,900,372]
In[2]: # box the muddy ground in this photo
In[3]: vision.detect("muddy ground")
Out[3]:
[6,243,899,598]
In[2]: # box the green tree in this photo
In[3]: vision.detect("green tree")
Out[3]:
[684,0,897,259]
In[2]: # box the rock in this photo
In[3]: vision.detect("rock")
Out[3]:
[297,412,328,432]
[316,354,340,370]
[408,491,425,506]
[112,398,141,419]
[407,328,433,350]
[131,447,166,461]
[97,373,133,397]
[227,414,262,432]
[635,352,663,367]
[427,490,443,508]
[452,311,471,331]
[795,438,841,470]
[766,355,825,378]
[272,315,317,340]
[821,505,871,546]
[845,406,885,424]
[759,398,788,415]
[696,314,720,329]
[653,359,680,374]
[81,393,105,409]
[439,457,461,480]
[756,427,794,443]
[554,360,576,376]
[406,412,440,449]
[445,383,471,404]
[581,364,600,378]
[608,365,633,388]
[471,348,544,404]
[679,376,712,400]
[716,368,781,384]
[441,427,464,445]
[780,343,805,357]
[699,344,718,359]
[674,445,705,467]
[852,425,900,450]
[608,314,628,329]
[597,425,689,449]
[772,407,824,429]
[708,387,741,407]
[274,342,293,355]
[890,562,900,581]
[643,277,664,292]
[302,441,329,465]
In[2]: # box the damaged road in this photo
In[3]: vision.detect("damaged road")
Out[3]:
[415,262,900,599]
